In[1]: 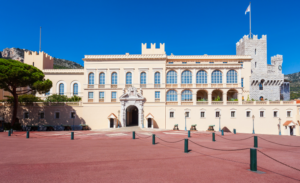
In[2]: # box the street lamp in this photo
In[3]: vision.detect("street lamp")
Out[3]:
[279,118,281,135]
[118,110,120,128]
[219,114,221,132]
[252,115,255,134]
[185,112,188,131]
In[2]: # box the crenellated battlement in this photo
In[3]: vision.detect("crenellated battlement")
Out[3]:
[142,43,165,55]
[24,51,53,60]
[271,54,283,65]
[236,35,267,46]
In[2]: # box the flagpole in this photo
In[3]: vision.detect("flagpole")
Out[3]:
[249,2,251,39]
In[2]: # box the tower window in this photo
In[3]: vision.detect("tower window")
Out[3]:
[255,49,256,55]
[255,62,257,68]
[33,62,34,66]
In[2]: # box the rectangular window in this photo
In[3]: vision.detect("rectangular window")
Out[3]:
[40,112,45,119]
[239,61,243,68]
[216,111,220,117]
[246,111,251,117]
[155,91,160,99]
[241,78,244,87]
[168,62,173,64]
[287,111,291,117]
[111,92,116,99]
[170,112,174,118]
[55,112,60,119]
[260,111,264,117]
[24,112,29,119]
[99,92,104,99]
[231,111,235,118]
[209,62,214,64]
[223,62,227,64]
[88,92,94,99]
[71,112,76,119]
[185,112,189,117]
[182,62,187,64]
[200,112,205,118]
[45,91,50,96]
[196,62,200,64]
[273,111,278,117]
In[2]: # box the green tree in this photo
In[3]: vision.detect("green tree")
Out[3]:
[0,59,52,126]
[45,94,81,102]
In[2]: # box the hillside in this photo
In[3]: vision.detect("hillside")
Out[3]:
[285,72,300,99]
[0,48,83,69]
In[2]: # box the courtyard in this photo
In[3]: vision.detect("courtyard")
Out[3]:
[1,127,300,182]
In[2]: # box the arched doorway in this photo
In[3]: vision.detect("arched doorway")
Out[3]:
[126,105,139,126]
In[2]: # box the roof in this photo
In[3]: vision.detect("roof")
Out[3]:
[107,113,117,119]
[145,113,154,119]
[283,121,296,126]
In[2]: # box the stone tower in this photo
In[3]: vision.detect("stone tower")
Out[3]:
[236,35,284,101]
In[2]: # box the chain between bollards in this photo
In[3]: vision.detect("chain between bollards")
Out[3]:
[152,134,155,145]
[132,131,135,139]
[212,132,215,142]
[26,131,30,138]
[184,139,189,153]
[233,129,236,134]
[71,132,74,140]
[254,136,258,148]
[250,148,257,171]
[188,130,191,138]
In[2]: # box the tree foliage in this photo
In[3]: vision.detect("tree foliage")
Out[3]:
[0,58,52,126]
[45,94,81,102]
[5,94,43,104]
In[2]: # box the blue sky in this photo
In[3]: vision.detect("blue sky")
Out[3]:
[1,0,299,74]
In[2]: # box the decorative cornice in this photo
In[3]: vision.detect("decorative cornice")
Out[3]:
[167,64,242,69]
[43,69,84,74]
[83,54,167,61]
[167,55,252,60]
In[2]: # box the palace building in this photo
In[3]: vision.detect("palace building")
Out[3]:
[5,34,298,136]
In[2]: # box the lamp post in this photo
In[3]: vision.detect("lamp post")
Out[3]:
[219,114,221,132]
[252,115,255,134]
[118,110,120,128]
[279,118,281,135]
[185,112,187,131]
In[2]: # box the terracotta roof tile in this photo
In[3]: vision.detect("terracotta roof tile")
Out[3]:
[283,120,296,126]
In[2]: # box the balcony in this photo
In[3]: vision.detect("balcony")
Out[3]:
[166,102,178,105]
[88,85,94,88]
[197,101,208,105]
[181,101,193,105]
[155,99,160,102]
[166,84,178,88]
[212,101,223,105]
[181,84,193,88]
[98,84,105,88]
[140,84,147,88]
[227,101,238,105]
[125,84,132,88]
[226,84,238,88]
[88,99,93,102]
[154,84,161,88]
[111,85,118,88]
[99,98,104,102]
[196,84,208,88]
[111,99,116,102]
[211,84,223,88]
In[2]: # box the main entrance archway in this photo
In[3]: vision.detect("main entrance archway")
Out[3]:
[120,87,145,128]
[126,105,139,126]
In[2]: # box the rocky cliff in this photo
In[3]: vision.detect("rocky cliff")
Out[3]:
[0,48,83,69]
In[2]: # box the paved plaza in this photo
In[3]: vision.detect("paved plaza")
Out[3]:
[1,128,300,182]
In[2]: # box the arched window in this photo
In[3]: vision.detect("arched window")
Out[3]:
[166,70,177,84]
[182,90,192,101]
[154,72,160,84]
[73,83,78,96]
[99,73,105,85]
[166,90,177,101]
[59,83,64,95]
[181,70,192,84]
[88,73,94,85]
[226,70,237,83]
[140,72,146,84]
[196,70,207,84]
[211,70,222,84]
[126,72,132,84]
[111,72,117,84]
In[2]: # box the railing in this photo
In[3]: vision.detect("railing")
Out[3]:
[269,101,280,105]
[196,84,208,88]
[283,101,294,104]
[140,84,147,88]
[181,84,193,88]
[154,84,161,88]
[88,99,93,103]
[155,99,160,102]
[99,99,104,102]
[197,101,208,105]
[125,84,132,88]
[98,84,105,88]
[227,101,238,105]
[242,101,254,105]
[256,101,267,105]
[111,99,116,102]
[226,84,238,88]
[181,101,193,105]
[111,84,117,88]
[166,84,178,88]
[211,84,223,88]
[88,85,94,88]
[166,102,178,105]
[212,101,223,105]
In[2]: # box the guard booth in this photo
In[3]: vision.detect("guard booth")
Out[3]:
[0,116,3,132]
[145,113,154,129]
[107,113,118,128]
[283,121,297,136]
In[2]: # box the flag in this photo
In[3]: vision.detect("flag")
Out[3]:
[245,4,250,15]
